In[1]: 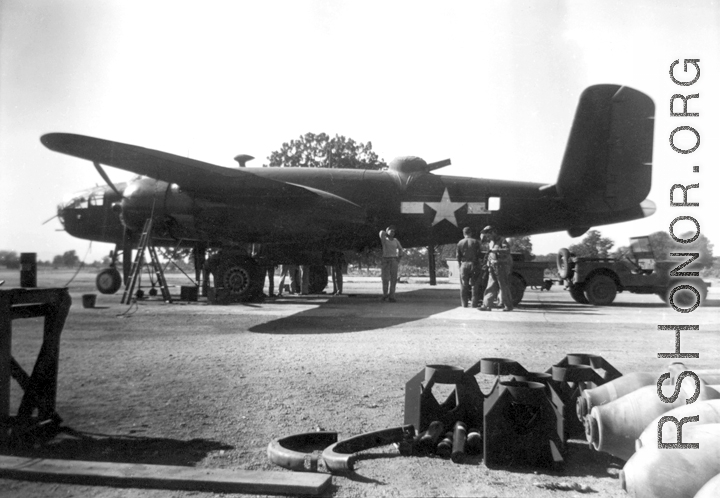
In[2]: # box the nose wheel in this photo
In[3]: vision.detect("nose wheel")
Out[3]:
[96,267,122,294]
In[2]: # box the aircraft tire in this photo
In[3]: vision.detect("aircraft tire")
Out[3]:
[509,272,525,307]
[568,283,589,304]
[583,275,617,306]
[557,248,574,280]
[96,267,122,294]
[308,265,328,294]
[218,257,264,302]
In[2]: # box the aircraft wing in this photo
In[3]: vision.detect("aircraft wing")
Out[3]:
[41,132,365,221]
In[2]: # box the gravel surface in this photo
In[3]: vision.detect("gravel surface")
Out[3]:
[1,269,718,498]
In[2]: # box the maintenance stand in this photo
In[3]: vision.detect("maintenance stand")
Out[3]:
[0,287,71,445]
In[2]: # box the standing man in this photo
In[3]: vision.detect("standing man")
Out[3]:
[479,225,513,312]
[300,265,310,295]
[379,225,403,302]
[330,252,345,295]
[457,227,482,308]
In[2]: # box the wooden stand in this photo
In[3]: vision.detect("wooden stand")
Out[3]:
[0,288,71,444]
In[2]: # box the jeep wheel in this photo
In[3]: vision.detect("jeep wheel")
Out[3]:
[569,283,589,304]
[665,282,707,309]
[509,273,525,306]
[557,248,574,280]
[308,265,329,294]
[584,275,617,305]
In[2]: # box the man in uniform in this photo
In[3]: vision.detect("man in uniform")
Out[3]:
[479,225,513,312]
[457,226,482,308]
[379,225,403,302]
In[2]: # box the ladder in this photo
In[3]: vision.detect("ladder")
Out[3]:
[121,219,172,304]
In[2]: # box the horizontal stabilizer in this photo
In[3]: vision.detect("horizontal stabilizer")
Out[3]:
[555,85,654,213]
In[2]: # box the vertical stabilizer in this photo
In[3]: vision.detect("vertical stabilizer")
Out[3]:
[556,85,654,213]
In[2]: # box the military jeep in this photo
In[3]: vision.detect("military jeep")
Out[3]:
[556,236,710,306]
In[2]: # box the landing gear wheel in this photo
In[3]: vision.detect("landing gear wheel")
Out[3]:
[308,265,328,294]
[557,248,574,280]
[569,283,589,304]
[509,273,525,307]
[216,258,264,302]
[96,267,122,294]
[584,275,617,306]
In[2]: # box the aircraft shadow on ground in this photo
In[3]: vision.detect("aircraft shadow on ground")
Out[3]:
[250,288,601,335]
[251,288,456,335]
[3,427,232,466]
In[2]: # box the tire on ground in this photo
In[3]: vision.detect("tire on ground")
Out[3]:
[217,258,264,302]
[96,267,122,294]
[309,265,328,294]
[569,283,589,304]
[509,272,525,307]
[583,274,617,306]
[557,248,574,280]
[664,281,707,309]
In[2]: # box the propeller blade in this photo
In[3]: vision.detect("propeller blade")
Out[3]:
[93,161,124,197]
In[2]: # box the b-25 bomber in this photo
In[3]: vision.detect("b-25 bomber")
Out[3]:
[43,84,656,302]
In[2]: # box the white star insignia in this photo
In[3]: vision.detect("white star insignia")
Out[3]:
[425,188,467,226]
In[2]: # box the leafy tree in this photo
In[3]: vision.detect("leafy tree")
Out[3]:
[611,245,630,260]
[647,230,714,269]
[351,247,381,271]
[402,247,431,268]
[437,244,456,267]
[508,236,534,261]
[568,230,614,258]
[534,253,559,262]
[265,132,386,170]
[54,250,80,268]
[0,250,19,268]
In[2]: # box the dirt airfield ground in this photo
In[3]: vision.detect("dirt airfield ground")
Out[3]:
[1,268,719,498]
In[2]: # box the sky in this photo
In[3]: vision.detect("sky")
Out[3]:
[1,0,719,262]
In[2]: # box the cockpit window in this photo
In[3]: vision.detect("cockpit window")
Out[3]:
[88,191,103,206]
[62,188,105,209]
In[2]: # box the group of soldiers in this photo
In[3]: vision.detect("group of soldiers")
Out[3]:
[456,225,514,312]
[377,224,513,311]
[265,224,512,310]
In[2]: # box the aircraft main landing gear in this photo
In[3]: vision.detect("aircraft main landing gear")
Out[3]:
[207,253,265,304]
[206,252,330,304]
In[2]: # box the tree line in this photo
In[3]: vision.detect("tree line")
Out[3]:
[0,250,109,269]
